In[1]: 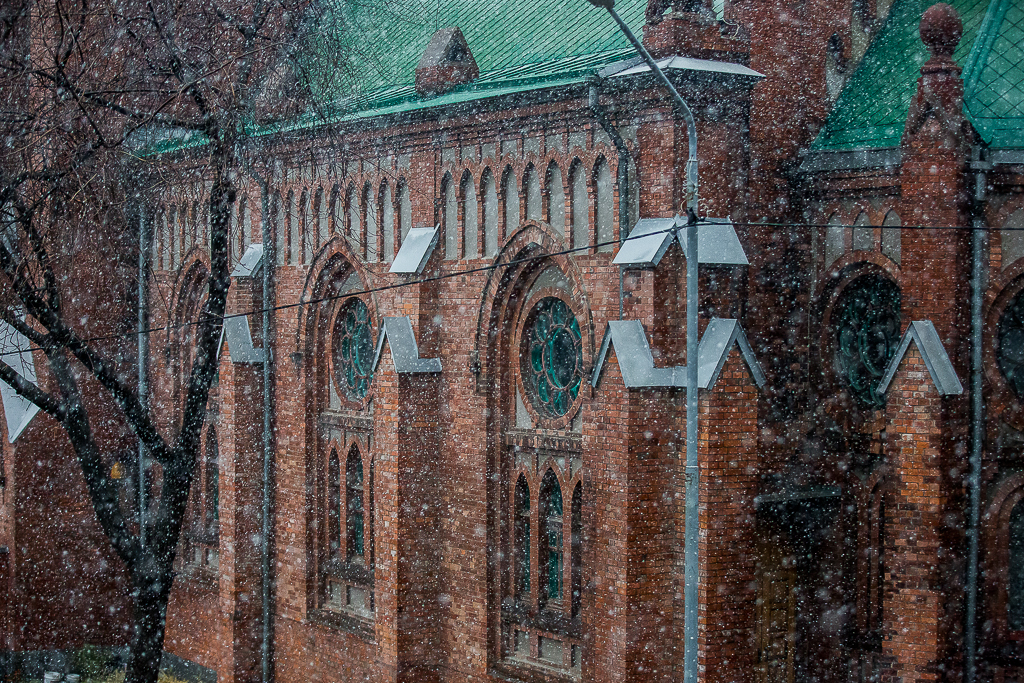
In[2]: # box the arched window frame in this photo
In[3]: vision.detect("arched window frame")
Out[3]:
[442,172,457,260]
[183,425,220,573]
[461,170,479,259]
[482,168,499,257]
[321,442,375,619]
[984,474,1024,644]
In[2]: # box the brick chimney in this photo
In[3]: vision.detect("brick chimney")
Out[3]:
[414,27,479,98]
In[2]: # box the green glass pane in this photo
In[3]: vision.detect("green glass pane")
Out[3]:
[352,511,364,557]
[833,276,900,408]
[522,297,584,418]
[333,298,375,401]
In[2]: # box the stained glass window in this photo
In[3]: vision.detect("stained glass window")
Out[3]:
[515,477,530,598]
[540,470,563,605]
[833,275,901,407]
[522,297,582,418]
[347,449,364,561]
[333,298,373,401]
[328,450,341,558]
[998,290,1024,399]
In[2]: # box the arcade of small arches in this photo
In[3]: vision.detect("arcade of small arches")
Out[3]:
[150,148,625,275]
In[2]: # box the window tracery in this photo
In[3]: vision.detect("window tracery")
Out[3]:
[521,297,583,419]
[332,298,374,403]
[832,275,901,407]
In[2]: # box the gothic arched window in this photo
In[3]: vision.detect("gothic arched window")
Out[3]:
[328,449,341,558]
[1010,499,1024,631]
[540,470,563,607]
[323,444,374,618]
[347,448,365,562]
[515,477,531,599]
[833,275,901,407]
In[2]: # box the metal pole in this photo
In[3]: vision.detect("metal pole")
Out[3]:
[965,147,987,683]
[590,5,700,683]
[260,180,274,683]
[683,208,699,683]
[138,209,151,549]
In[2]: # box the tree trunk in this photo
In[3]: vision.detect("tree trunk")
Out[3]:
[125,561,175,683]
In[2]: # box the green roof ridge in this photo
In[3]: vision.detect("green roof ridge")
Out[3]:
[961,0,1008,89]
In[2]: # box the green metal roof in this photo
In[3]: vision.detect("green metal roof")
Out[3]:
[142,0,647,154]
[812,0,1024,151]
[299,0,647,122]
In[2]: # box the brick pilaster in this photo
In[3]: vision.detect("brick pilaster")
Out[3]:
[696,348,759,683]
[587,351,679,683]
[373,346,443,683]
[883,347,949,683]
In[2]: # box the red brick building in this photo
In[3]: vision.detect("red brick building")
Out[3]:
[3,0,1024,682]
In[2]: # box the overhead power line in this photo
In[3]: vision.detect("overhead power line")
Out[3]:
[1,218,1022,361]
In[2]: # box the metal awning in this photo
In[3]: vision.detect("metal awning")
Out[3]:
[390,226,439,275]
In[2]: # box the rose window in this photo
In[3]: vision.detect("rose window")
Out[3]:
[833,275,901,408]
[333,299,373,401]
[522,297,582,418]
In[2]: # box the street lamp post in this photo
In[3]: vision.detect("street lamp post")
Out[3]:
[586,3,701,683]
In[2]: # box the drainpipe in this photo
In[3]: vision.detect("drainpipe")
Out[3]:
[588,82,631,319]
[138,209,151,548]
[966,145,988,683]
[587,5,701,683]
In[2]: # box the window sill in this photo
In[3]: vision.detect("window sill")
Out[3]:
[308,607,375,642]
[175,564,219,592]
[493,658,580,683]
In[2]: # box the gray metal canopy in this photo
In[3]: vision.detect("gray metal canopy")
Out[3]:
[612,216,749,267]
[390,226,440,275]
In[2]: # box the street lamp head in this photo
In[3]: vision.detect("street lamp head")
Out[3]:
[586,0,615,8]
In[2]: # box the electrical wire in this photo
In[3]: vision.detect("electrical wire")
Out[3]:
[2,217,1024,362]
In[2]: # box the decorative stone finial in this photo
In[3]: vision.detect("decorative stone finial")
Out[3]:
[920,3,962,62]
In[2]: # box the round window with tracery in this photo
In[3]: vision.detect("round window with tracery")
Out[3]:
[332,299,373,402]
[521,297,583,419]
[833,275,901,408]
[998,289,1024,399]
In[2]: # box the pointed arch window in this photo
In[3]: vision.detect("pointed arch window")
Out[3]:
[833,275,900,407]
[515,477,531,598]
[504,464,583,673]
[462,171,478,259]
[594,157,613,253]
[381,183,395,262]
[540,470,563,606]
[323,444,374,620]
[328,449,342,558]
[545,162,565,237]
[347,449,365,561]
[998,288,1024,400]
[1010,499,1024,631]
[332,298,374,403]
[183,427,220,572]
[502,167,519,238]
[483,169,499,257]
[443,173,457,259]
